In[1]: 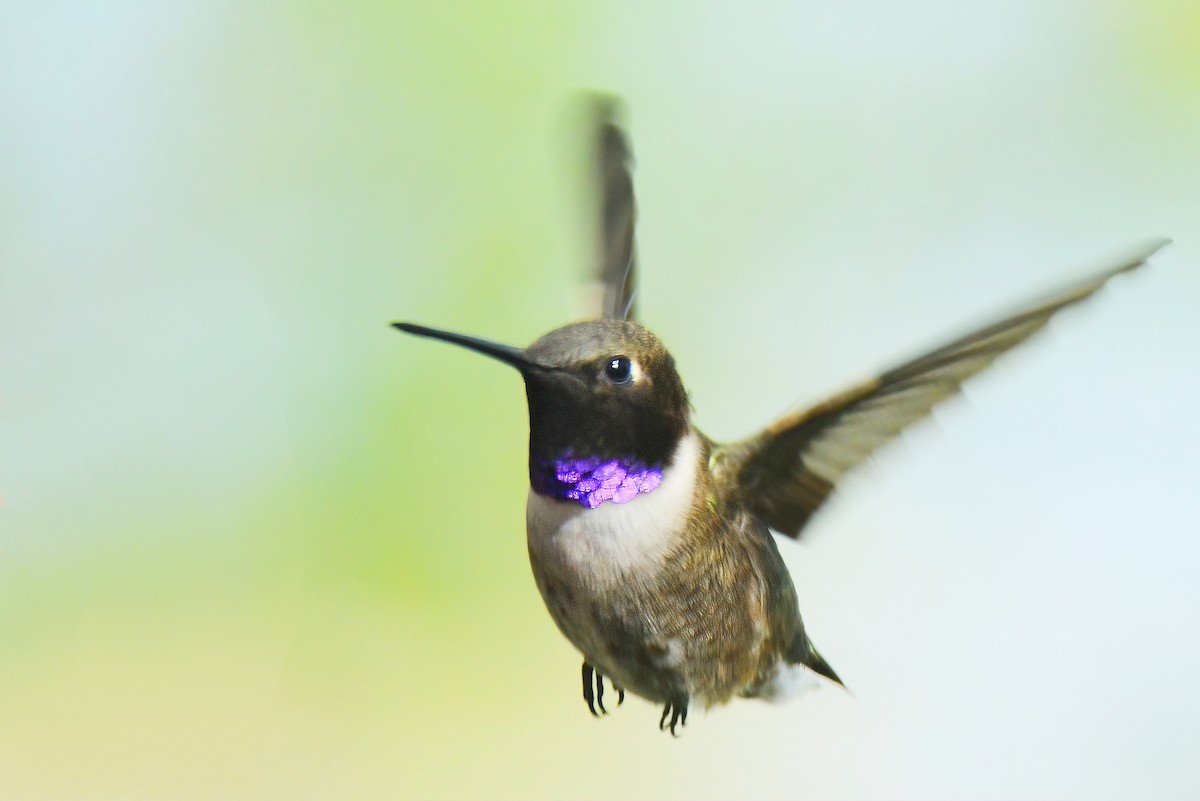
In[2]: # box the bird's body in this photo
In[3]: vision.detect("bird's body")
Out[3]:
[526,426,832,722]
[393,99,1168,734]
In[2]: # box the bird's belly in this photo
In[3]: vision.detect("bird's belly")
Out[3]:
[525,488,683,696]
[523,471,788,701]
[524,436,703,699]
[525,434,698,612]
[526,489,679,590]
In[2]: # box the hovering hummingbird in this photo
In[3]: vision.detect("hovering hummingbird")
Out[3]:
[393,101,1168,735]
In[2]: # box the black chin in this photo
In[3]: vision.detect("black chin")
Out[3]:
[523,374,684,469]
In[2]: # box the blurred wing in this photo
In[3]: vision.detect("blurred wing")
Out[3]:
[715,238,1170,539]
[592,98,638,321]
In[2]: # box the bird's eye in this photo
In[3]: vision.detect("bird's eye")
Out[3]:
[604,355,634,384]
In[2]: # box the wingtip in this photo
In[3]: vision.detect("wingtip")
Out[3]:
[1074,236,1173,284]
[1121,236,1173,268]
[586,91,626,125]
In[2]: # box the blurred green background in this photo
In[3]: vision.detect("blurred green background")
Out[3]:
[2,1,1199,798]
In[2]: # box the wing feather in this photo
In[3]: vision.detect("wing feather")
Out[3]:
[715,238,1170,538]
[591,98,638,321]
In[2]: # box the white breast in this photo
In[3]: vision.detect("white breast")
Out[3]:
[526,431,702,590]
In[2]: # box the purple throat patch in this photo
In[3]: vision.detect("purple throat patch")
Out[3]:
[530,452,664,509]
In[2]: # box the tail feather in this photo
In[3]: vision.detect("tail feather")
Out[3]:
[788,633,844,687]
[750,641,843,702]
[800,644,843,687]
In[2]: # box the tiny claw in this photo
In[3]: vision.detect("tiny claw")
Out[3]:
[582,663,599,717]
[616,686,625,706]
[658,698,689,736]
[596,672,608,715]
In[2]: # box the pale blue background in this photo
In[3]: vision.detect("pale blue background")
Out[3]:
[2,2,1198,798]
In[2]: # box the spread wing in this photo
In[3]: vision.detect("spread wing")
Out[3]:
[713,238,1170,539]
[591,98,638,321]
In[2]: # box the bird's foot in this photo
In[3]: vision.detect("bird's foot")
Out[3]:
[582,662,625,717]
[658,697,688,736]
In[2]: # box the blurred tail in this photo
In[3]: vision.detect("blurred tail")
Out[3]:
[791,636,844,687]
[802,645,843,687]
[751,637,844,702]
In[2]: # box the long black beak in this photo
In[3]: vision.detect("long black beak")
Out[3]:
[392,322,538,372]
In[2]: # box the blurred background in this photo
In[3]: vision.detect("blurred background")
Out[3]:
[2,1,1199,798]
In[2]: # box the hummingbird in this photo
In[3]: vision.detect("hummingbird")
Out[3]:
[393,101,1169,734]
